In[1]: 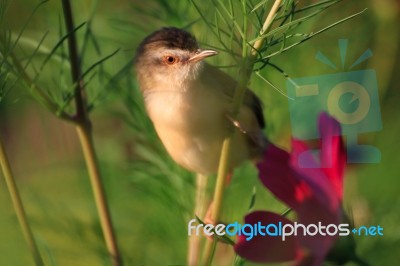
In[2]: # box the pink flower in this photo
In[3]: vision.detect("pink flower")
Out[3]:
[235,113,346,265]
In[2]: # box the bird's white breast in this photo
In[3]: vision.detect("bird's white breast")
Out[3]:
[143,85,250,174]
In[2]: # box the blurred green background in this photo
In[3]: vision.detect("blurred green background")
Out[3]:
[0,0,399,265]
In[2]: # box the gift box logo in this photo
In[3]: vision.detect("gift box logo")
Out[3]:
[287,39,382,168]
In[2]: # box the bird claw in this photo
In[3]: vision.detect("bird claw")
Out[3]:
[225,113,249,135]
[225,113,265,148]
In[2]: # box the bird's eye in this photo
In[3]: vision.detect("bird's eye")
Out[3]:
[163,55,178,65]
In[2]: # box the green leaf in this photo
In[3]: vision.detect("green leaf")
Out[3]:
[40,21,86,70]
[247,186,256,212]
[262,8,367,59]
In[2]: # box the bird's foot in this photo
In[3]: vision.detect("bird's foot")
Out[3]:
[225,113,267,148]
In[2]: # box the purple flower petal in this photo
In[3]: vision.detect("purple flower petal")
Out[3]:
[234,211,302,263]
[248,112,346,264]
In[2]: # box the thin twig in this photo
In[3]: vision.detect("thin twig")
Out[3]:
[201,1,283,265]
[61,0,87,120]
[188,174,209,266]
[258,0,282,38]
[61,0,122,265]
[75,124,122,266]
[0,134,44,266]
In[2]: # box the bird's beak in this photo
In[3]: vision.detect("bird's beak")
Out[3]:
[188,49,218,63]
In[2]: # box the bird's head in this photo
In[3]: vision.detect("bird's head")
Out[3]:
[135,27,217,91]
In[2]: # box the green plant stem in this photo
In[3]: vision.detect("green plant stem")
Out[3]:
[61,0,87,119]
[0,135,44,266]
[76,123,121,266]
[202,139,232,266]
[188,173,209,266]
[61,0,122,265]
[253,0,283,53]
[201,1,283,265]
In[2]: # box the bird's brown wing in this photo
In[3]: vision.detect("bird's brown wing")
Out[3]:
[203,63,265,129]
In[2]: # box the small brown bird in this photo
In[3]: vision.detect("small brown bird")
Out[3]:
[135,27,267,175]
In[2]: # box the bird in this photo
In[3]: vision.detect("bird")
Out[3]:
[134,27,267,175]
